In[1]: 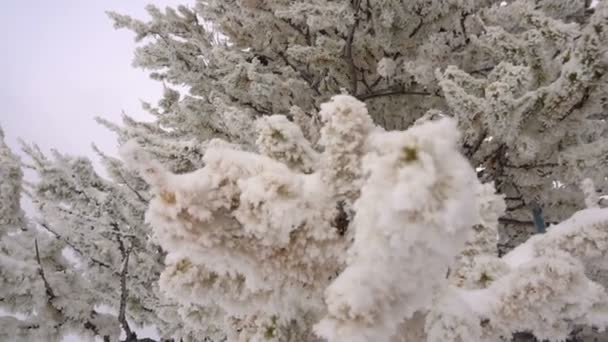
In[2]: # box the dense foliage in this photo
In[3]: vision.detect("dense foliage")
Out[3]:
[1,0,608,341]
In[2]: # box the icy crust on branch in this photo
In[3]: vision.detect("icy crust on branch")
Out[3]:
[109,0,608,244]
[0,128,26,235]
[255,115,318,173]
[506,208,608,269]
[436,0,608,227]
[126,94,608,342]
[133,154,346,337]
[427,207,608,342]
[124,95,481,340]
[318,95,374,206]
[315,116,479,342]
[428,255,608,342]
[450,183,506,289]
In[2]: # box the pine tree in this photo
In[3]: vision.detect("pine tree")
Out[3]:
[110,0,608,340]
[0,128,121,341]
[108,0,608,252]
[1,0,608,341]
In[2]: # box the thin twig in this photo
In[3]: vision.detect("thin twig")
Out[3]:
[118,247,134,341]
[345,0,362,95]
[503,162,558,169]
[277,51,321,95]
[39,222,111,269]
[107,230,138,239]
[465,130,487,158]
[498,218,535,225]
[499,217,557,226]
[409,8,424,38]
[117,172,148,204]
[34,239,56,301]
[357,88,433,100]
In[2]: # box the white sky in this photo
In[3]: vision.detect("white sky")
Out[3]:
[0,1,189,340]
[1,0,186,161]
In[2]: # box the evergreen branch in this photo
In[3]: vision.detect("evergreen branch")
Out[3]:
[465,130,488,158]
[277,51,321,95]
[39,222,112,269]
[117,171,148,204]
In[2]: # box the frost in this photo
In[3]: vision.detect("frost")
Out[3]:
[3,0,608,340]
[377,58,397,78]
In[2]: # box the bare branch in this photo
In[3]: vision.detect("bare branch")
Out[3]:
[277,51,321,96]
[357,88,433,100]
[408,8,424,38]
[506,203,526,212]
[226,94,272,116]
[345,0,363,95]
[108,230,138,239]
[464,130,487,158]
[499,217,557,226]
[498,217,535,226]
[109,222,128,259]
[118,247,134,341]
[504,162,558,170]
[34,239,56,301]
[467,66,495,75]
[39,222,111,269]
[117,171,148,204]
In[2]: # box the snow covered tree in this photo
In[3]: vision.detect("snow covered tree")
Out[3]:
[123,93,608,342]
[18,140,213,341]
[108,0,608,252]
[107,0,608,341]
[2,0,608,341]
[0,124,207,341]
[0,127,120,341]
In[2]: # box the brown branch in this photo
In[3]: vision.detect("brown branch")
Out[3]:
[39,222,111,269]
[409,8,424,38]
[361,73,374,92]
[357,88,433,100]
[499,217,557,226]
[506,203,526,212]
[499,217,534,225]
[117,171,148,204]
[118,247,134,341]
[333,201,350,236]
[34,239,56,301]
[465,130,487,158]
[504,162,558,170]
[226,94,272,116]
[556,86,591,123]
[345,0,363,95]
[505,196,524,201]
[467,66,495,75]
[450,11,471,52]
[109,222,131,259]
[282,17,311,45]
[277,51,321,95]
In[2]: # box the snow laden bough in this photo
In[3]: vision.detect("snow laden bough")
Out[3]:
[122,95,608,342]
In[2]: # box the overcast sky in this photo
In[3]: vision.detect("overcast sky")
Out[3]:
[1,0,186,162]
[0,2,189,340]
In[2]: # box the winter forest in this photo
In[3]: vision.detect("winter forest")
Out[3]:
[2,0,608,341]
